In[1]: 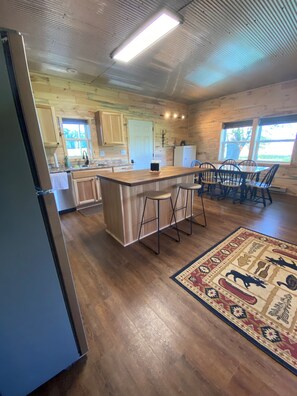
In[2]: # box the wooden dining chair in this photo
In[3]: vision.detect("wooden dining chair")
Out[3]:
[238,160,257,167]
[238,159,258,196]
[199,162,218,199]
[222,159,237,165]
[191,160,202,167]
[218,164,243,203]
[248,164,280,207]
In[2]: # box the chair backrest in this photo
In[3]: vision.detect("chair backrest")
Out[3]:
[238,159,257,167]
[219,164,243,185]
[191,160,201,167]
[260,164,280,187]
[222,159,237,165]
[199,162,217,183]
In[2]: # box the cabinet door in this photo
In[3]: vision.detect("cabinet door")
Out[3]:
[96,168,113,200]
[36,105,59,145]
[95,111,124,145]
[109,113,124,144]
[73,177,97,206]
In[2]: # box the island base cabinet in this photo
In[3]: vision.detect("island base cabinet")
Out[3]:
[100,175,193,246]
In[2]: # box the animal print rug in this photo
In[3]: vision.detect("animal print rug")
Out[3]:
[171,227,297,375]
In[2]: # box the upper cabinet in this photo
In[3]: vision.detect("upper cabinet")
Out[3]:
[95,111,125,145]
[36,105,59,148]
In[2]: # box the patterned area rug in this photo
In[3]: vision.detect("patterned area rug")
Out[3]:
[172,227,297,375]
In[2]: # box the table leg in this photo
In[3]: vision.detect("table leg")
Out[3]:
[240,173,247,203]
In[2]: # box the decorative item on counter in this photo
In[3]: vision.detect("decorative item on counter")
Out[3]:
[64,155,71,168]
[180,140,186,146]
[150,160,160,172]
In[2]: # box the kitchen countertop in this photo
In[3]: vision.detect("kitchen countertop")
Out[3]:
[50,163,130,173]
[97,166,203,187]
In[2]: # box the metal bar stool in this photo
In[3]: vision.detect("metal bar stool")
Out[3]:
[138,191,180,255]
[171,183,207,235]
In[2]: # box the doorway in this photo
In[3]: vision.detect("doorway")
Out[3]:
[128,120,154,170]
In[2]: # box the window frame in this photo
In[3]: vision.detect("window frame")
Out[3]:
[219,115,297,165]
[219,120,253,162]
[61,118,93,159]
[253,116,297,164]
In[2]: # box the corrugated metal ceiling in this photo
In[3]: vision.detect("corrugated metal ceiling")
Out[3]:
[1,0,297,103]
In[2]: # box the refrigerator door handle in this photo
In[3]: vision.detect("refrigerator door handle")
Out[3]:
[35,187,53,196]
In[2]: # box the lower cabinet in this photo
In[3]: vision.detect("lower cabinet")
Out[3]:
[72,168,113,207]
[72,177,98,206]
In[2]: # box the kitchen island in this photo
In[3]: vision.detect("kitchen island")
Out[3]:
[98,166,201,246]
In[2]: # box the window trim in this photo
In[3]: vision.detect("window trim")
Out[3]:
[61,118,93,159]
[219,120,253,161]
[219,115,297,164]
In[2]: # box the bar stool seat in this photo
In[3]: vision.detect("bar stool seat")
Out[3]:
[178,183,202,190]
[145,191,171,200]
[172,183,207,235]
[138,190,180,254]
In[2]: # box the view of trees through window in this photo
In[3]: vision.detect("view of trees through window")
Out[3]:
[62,119,91,157]
[255,123,296,162]
[220,117,296,163]
[220,126,252,161]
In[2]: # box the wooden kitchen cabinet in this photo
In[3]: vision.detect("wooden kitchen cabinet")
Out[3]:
[96,168,113,201]
[73,177,97,206]
[95,111,125,145]
[36,105,59,147]
[72,168,112,206]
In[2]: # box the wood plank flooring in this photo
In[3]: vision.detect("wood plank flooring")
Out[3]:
[32,194,297,396]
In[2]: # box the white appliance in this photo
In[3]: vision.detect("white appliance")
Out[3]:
[174,145,196,167]
[0,30,87,395]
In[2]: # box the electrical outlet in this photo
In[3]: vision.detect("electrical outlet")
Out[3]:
[100,150,105,156]
[120,149,126,155]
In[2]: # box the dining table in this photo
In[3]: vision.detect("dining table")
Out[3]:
[198,163,270,202]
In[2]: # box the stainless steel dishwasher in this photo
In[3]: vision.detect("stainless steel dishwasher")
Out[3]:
[52,172,76,213]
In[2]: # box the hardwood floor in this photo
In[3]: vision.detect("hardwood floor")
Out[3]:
[32,194,297,395]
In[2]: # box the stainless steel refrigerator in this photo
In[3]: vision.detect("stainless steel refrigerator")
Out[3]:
[0,30,88,395]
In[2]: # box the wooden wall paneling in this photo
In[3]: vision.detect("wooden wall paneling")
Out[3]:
[31,73,188,168]
[188,79,297,195]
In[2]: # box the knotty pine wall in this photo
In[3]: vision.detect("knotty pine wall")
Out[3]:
[188,79,297,195]
[30,73,188,167]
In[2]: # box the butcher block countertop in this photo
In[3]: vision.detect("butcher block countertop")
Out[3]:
[97,166,202,187]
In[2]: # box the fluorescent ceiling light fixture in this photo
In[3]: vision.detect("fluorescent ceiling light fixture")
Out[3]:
[111,8,182,62]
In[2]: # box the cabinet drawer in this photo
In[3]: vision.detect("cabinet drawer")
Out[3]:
[72,168,112,179]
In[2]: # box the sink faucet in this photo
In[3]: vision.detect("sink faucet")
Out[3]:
[82,150,89,166]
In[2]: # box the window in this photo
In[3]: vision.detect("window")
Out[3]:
[62,119,92,157]
[254,115,297,163]
[219,115,297,163]
[219,120,253,161]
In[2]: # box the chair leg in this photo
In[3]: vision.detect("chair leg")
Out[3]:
[169,197,180,242]
[232,187,237,204]
[261,189,266,207]
[267,188,273,204]
[138,197,148,240]
[189,190,193,235]
[200,192,207,227]
[170,187,181,226]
